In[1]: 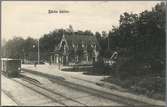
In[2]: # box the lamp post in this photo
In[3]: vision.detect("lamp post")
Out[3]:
[33,39,40,64]
[22,48,25,64]
[37,39,40,64]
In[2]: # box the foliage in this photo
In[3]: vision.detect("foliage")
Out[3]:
[101,2,166,100]
[3,27,95,62]
[2,2,165,100]
[3,37,25,59]
[3,2,165,76]
[107,2,166,77]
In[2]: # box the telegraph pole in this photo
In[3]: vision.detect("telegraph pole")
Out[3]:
[108,33,110,50]
[38,39,40,64]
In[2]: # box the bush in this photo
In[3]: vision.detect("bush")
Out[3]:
[93,57,105,68]
[118,57,165,79]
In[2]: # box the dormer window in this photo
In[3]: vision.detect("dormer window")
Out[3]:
[91,44,93,48]
[81,41,85,48]
[72,43,75,48]
[82,44,84,48]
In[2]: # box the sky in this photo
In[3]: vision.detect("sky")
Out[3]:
[2,1,161,41]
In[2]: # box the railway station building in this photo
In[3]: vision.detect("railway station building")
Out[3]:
[50,34,101,65]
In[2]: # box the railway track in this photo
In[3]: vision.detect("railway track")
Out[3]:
[2,89,23,106]
[21,69,151,106]
[11,74,88,106]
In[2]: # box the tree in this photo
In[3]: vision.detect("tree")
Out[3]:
[39,29,64,60]
[109,2,166,77]
[101,31,108,38]
[95,32,101,41]
[23,37,37,61]
[66,25,74,34]
[4,37,25,59]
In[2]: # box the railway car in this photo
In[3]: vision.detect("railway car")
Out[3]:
[1,58,21,77]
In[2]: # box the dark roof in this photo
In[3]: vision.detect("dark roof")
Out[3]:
[55,34,101,51]
[64,34,101,50]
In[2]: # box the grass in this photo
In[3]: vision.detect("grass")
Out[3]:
[63,61,165,101]
[102,73,165,101]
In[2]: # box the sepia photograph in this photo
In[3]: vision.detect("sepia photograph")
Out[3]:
[1,1,166,106]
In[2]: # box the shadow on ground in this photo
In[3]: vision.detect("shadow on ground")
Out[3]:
[21,69,65,81]
[61,65,111,76]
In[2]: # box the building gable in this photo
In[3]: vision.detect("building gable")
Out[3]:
[54,34,101,52]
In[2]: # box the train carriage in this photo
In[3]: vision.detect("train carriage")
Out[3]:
[1,58,21,77]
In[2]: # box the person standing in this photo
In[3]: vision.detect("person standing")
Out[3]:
[58,57,61,70]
